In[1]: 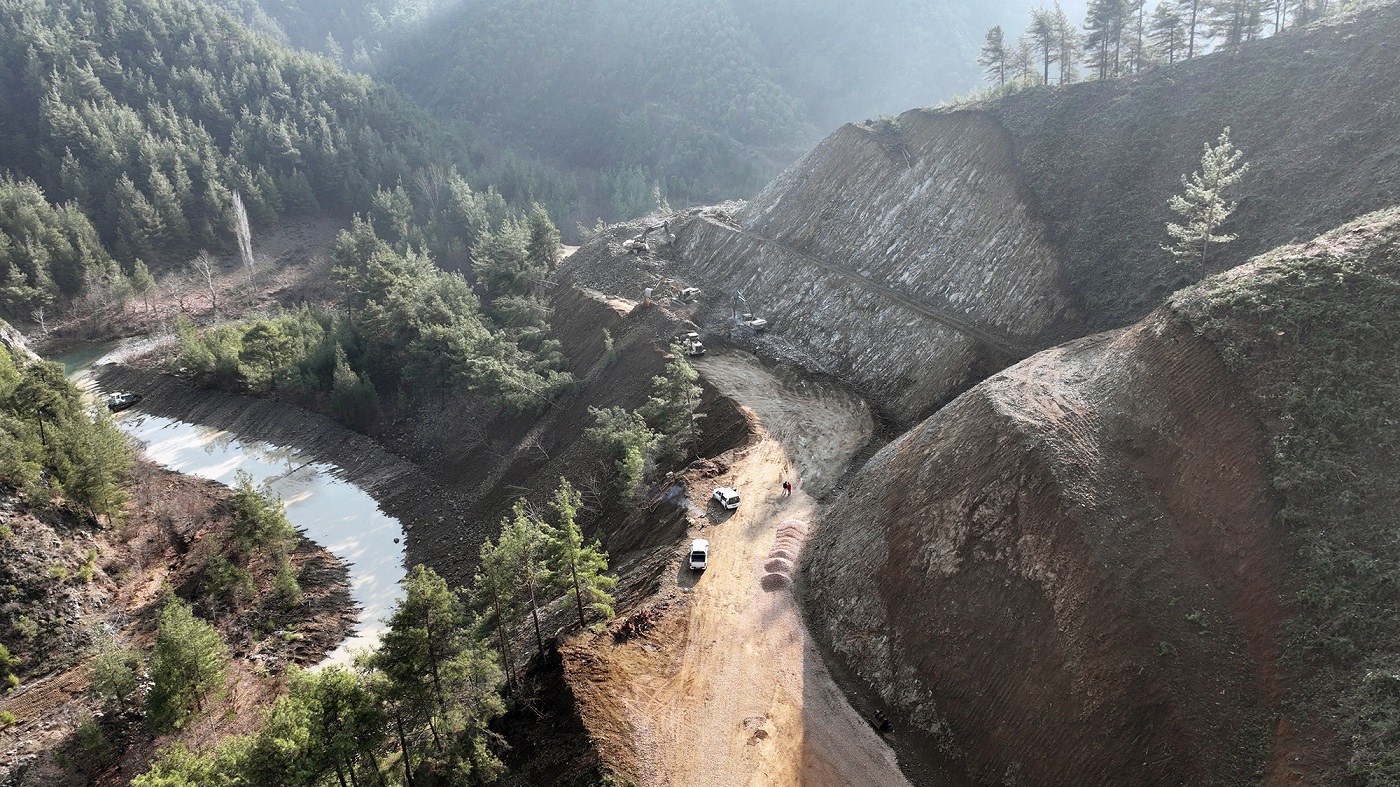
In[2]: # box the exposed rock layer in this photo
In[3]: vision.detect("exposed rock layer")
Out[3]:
[671,111,1082,424]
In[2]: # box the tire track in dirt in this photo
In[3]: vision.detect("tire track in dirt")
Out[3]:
[605,351,907,786]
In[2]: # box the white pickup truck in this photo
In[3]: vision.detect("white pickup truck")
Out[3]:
[689,539,710,570]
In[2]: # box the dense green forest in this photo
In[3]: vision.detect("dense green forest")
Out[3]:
[205,0,1063,227]
[0,0,581,312]
[173,208,574,426]
[208,0,442,71]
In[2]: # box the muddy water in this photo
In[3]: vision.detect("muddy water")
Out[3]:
[54,344,404,665]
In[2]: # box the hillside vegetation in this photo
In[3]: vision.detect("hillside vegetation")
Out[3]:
[0,0,581,314]
[983,1,1400,329]
[1175,207,1400,782]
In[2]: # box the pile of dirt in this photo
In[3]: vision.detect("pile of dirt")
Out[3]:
[805,305,1290,784]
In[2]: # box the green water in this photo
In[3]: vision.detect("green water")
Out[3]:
[50,342,405,664]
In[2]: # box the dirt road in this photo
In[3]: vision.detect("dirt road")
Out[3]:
[599,350,909,786]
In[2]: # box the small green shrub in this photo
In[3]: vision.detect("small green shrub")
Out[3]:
[602,328,618,365]
[270,553,301,610]
[0,710,15,726]
[77,714,109,758]
[13,615,36,641]
[91,644,141,710]
[48,564,69,583]
[77,550,98,584]
[203,551,253,603]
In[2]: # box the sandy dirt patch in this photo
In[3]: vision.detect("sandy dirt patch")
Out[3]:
[573,350,906,786]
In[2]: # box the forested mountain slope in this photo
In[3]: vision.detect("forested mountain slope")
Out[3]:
[377,0,1054,217]
[0,0,542,312]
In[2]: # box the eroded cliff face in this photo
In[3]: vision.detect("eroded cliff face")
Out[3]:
[804,309,1290,785]
[547,109,1079,426]
[670,110,1082,424]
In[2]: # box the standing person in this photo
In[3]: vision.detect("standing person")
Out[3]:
[782,480,792,497]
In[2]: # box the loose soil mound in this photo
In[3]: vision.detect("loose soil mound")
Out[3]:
[807,308,1288,785]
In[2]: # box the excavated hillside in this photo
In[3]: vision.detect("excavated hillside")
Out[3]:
[567,6,1400,429]
[562,111,1085,426]
[805,209,1400,785]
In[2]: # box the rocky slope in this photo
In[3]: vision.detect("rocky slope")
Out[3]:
[563,112,1085,427]
[563,5,1400,430]
[804,209,1400,785]
[669,111,1083,425]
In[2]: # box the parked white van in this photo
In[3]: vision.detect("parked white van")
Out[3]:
[712,487,741,510]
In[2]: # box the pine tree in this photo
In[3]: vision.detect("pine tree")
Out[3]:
[584,406,656,497]
[146,597,228,730]
[979,26,1008,88]
[1164,127,1249,280]
[496,501,551,655]
[1150,3,1189,64]
[1178,0,1206,57]
[371,565,504,781]
[638,345,703,461]
[375,565,465,715]
[1125,0,1150,73]
[329,344,378,428]
[1084,0,1128,78]
[469,537,522,691]
[1207,0,1266,47]
[471,220,536,298]
[1029,8,1059,85]
[239,321,291,392]
[525,202,561,271]
[1053,4,1081,84]
[1011,34,1039,84]
[131,259,157,314]
[90,642,141,711]
[544,479,616,628]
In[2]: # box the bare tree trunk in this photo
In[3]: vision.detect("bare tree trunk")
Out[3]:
[394,711,416,787]
[191,250,219,321]
[232,191,256,298]
[572,563,586,628]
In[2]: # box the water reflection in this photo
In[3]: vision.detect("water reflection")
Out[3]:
[118,411,405,665]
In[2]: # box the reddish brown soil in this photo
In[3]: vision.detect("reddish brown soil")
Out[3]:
[805,310,1305,785]
[562,351,915,787]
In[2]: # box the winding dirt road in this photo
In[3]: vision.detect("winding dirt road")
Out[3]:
[587,350,911,786]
